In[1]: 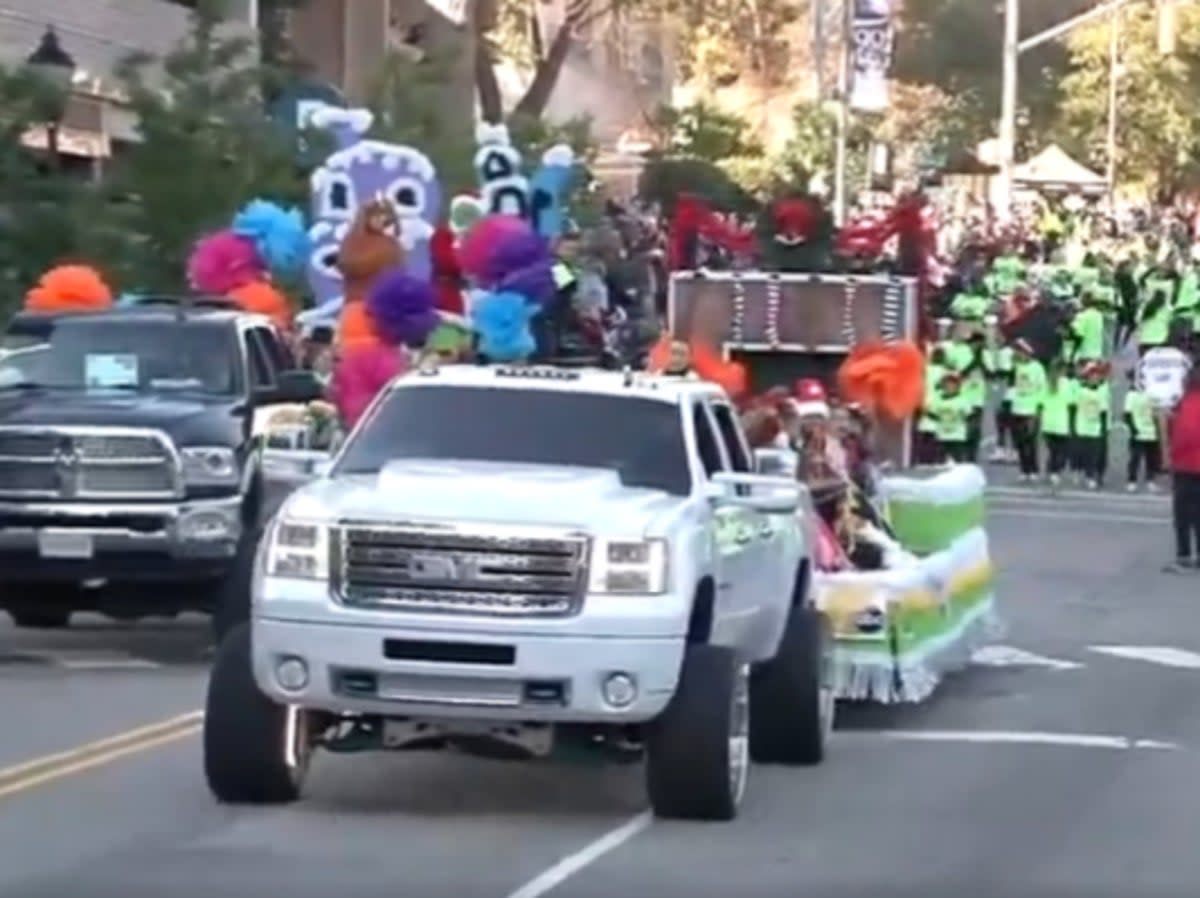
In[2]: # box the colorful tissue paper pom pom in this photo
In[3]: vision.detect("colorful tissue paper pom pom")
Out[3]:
[458,214,536,285]
[24,265,113,313]
[471,290,538,362]
[228,280,293,329]
[330,343,409,429]
[337,300,380,351]
[232,199,312,279]
[188,231,262,294]
[367,268,439,348]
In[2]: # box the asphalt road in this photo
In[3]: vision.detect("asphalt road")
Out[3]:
[1,487,1198,898]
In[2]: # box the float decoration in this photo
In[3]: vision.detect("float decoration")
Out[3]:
[186,197,309,328]
[814,464,999,703]
[24,265,113,313]
[837,341,924,422]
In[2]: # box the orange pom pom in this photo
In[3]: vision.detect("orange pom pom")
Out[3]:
[228,280,293,330]
[337,300,380,351]
[24,265,113,313]
[837,341,925,421]
[691,342,747,398]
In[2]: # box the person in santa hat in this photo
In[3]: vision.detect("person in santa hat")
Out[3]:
[791,377,849,485]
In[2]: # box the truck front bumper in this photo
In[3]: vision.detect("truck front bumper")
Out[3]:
[0,496,243,582]
[253,616,685,724]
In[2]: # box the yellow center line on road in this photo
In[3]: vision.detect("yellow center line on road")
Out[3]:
[0,710,203,801]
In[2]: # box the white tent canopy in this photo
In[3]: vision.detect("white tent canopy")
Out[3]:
[1013,145,1107,194]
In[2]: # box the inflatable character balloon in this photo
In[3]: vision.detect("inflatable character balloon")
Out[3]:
[305,105,443,311]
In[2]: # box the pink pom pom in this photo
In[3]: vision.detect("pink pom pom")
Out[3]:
[187,230,263,294]
[458,214,531,285]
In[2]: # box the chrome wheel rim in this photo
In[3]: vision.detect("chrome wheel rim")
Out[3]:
[728,664,750,805]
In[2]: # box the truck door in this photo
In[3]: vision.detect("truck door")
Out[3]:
[692,400,755,648]
[709,400,780,616]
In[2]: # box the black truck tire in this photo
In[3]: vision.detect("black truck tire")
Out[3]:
[748,605,831,766]
[645,644,749,821]
[203,622,305,804]
[3,584,80,629]
[210,516,261,644]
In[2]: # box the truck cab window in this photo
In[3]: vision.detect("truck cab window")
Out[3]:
[710,403,752,473]
[243,331,274,389]
[691,404,726,478]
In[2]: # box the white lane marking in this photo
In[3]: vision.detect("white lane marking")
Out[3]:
[988,508,1166,524]
[864,730,1177,750]
[971,645,1084,671]
[1090,645,1200,669]
[987,486,1167,503]
[28,651,162,670]
[505,812,651,898]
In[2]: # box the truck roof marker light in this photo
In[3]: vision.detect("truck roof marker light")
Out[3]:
[493,366,580,380]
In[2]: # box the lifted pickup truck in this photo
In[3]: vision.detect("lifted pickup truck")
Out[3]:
[0,299,323,632]
[203,364,831,821]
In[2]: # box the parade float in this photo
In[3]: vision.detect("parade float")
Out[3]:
[667,190,998,703]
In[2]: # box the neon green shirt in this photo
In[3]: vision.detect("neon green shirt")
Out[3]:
[1123,390,1158,442]
[1074,382,1110,438]
[1011,360,1047,417]
[930,392,970,442]
[1039,379,1076,436]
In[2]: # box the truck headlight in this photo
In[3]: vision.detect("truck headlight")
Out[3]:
[181,447,238,486]
[588,539,667,595]
[265,520,329,579]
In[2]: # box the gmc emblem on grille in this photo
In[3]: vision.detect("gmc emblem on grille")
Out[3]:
[54,443,81,498]
[408,552,459,581]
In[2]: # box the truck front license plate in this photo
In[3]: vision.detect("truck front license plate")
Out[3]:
[37,530,94,559]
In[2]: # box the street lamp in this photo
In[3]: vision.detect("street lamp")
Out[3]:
[25,26,77,168]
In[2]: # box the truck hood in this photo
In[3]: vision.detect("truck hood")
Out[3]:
[0,388,240,446]
[286,459,684,535]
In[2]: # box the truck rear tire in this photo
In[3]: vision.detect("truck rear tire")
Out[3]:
[203,622,306,805]
[748,605,832,765]
[645,644,749,821]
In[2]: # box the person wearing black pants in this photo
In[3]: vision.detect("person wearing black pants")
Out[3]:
[1166,366,1200,571]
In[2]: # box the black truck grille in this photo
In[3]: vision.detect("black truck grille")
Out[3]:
[0,428,179,500]
[333,523,590,617]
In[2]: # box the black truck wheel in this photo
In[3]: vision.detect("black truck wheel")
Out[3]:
[3,584,81,629]
[203,622,308,804]
[748,605,832,766]
[645,644,749,821]
[210,517,261,643]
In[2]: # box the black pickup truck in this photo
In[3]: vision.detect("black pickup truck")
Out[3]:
[0,298,324,636]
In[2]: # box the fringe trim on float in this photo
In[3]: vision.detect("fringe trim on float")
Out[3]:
[831,597,1004,704]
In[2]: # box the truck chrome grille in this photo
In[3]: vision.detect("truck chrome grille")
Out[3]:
[0,427,180,500]
[333,523,590,617]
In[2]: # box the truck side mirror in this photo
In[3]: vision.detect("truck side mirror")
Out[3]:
[256,370,324,405]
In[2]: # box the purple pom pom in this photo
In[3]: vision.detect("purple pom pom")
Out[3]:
[367,268,439,348]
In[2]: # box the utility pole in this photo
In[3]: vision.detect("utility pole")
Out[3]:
[833,0,852,224]
[996,0,1019,220]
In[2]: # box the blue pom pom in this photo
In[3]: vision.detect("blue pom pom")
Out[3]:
[471,290,538,362]
[232,199,312,279]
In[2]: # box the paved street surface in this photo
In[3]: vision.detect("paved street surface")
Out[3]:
[1,488,1199,898]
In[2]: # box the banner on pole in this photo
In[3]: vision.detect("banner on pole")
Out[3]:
[849,0,894,113]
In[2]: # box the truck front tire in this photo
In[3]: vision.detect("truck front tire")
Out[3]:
[210,517,261,643]
[748,605,832,765]
[203,622,307,805]
[645,644,749,821]
[3,584,80,629]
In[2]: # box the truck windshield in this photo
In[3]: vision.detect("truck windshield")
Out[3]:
[0,319,240,396]
[336,384,692,496]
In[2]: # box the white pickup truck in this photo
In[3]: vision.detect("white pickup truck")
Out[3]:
[203,364,829,821]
